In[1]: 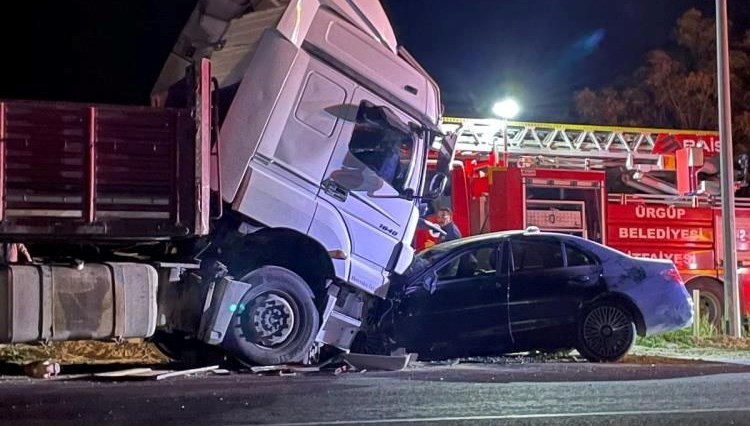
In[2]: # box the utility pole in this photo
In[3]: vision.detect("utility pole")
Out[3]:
[716,0,742,337]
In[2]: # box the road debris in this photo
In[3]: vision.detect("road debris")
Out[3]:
[93,368,154,378]
[250,365,290,374]
[250,365,297,376]
[246,351,418,376]
[289,366,321,373]
[342,352,417,371]
[333,365,350,376]
[92,365,220,380]
[23,360,61,379]
[153,365,220,380]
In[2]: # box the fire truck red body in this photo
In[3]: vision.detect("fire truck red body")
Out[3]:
[418,117,750,327]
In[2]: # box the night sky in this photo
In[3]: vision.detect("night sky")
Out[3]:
[0,1,747,123]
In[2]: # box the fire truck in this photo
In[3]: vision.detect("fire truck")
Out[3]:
[418,116,750,329]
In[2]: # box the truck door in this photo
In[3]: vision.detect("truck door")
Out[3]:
[315,87,423,295]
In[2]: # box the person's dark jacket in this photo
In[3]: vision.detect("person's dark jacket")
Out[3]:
[439,222,462,243]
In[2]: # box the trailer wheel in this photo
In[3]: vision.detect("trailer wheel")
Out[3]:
[576,301,636,363]
[685,278,723,329]
[225,266,319,366]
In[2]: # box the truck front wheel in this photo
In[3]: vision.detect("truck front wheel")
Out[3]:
[224,266,319,366]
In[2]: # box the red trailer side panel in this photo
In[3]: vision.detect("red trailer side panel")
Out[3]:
[0,100,205,240]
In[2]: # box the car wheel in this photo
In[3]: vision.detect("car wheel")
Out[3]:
[224,266,319,366]
[685,278,723,329]
[576,301,636,362]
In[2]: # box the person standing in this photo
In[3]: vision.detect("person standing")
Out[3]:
[436,207,462,243]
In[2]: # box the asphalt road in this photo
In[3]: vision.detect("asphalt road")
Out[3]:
[1,360,750,425]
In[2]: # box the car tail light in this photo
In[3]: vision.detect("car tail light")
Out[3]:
[661,267,684,285]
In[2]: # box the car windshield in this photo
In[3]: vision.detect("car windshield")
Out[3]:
[402,239,469,277]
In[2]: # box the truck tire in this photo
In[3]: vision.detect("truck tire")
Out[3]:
[685,278,723,330]
[225,266,319,366]
[576,301,636,363]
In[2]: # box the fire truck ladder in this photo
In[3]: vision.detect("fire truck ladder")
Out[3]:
[441,116,719,171]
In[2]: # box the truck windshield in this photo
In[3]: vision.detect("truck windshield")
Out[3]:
[349,102,417,194]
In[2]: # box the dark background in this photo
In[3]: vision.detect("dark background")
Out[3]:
[0,1,746,122]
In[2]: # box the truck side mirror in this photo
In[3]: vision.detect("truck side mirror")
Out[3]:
[424,173,448,200]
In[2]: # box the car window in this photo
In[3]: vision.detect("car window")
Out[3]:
[436,246,497,280]
[565,243,596,267]
[511,238,563,271]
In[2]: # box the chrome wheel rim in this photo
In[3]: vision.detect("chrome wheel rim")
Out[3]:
[582,306,633,359]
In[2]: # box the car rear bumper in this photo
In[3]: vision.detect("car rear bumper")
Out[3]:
[638,283,694,336]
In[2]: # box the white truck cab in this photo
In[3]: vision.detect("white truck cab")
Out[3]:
[0,0,454,368]
[151,0,454,364]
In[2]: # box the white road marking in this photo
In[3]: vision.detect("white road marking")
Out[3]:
[260,407,750,426]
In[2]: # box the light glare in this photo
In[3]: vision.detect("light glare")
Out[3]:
[492,98,520,119]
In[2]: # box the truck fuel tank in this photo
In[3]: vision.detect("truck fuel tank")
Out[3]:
[0,263,158,343]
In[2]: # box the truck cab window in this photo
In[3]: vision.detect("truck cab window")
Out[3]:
[348,102,416,193]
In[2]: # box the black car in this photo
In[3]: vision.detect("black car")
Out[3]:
[357,228,693,362]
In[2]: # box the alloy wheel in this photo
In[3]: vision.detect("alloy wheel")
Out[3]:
[581,305,634,360]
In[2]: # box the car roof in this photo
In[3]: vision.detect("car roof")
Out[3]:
[434,230,518,248]
[427,229,590,251]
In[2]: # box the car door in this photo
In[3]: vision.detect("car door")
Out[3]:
[396,244,511,357]
[315,87,424,294]
[559,240,605,304]
[508,236,604,342]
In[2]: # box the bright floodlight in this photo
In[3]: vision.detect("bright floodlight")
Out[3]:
[492,98,520,119]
